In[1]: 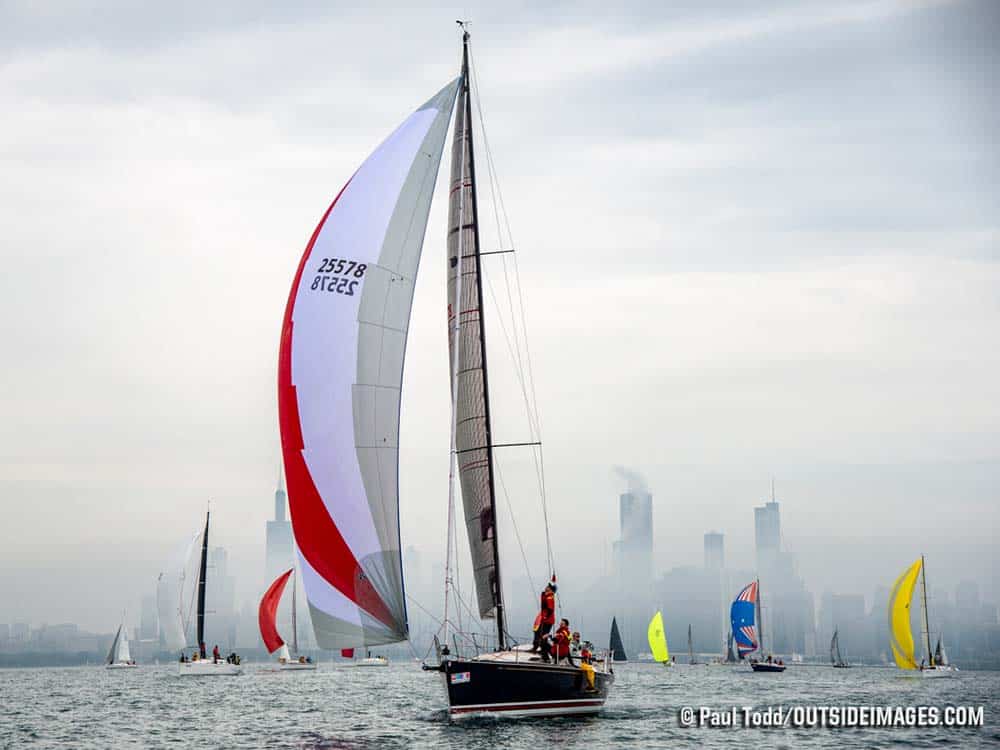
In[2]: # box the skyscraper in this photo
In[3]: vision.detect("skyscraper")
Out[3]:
[754,500,781,571]
[266,482,294,584]
[704,531,724,570]
[614,491,653,580]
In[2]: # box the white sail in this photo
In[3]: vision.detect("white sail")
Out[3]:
[105,625,122,665]
[156,532,198,652]
[279,79,459,649]
[276,643,291,662]
[116,627,131,663]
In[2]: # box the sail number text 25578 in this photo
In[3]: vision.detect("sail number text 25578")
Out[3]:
[310,258,367,296]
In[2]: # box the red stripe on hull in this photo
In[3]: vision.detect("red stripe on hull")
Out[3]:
[277,178,397,630]
[450,699,605,715]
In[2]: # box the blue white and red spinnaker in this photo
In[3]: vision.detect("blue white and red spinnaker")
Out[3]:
[731,581,759,658]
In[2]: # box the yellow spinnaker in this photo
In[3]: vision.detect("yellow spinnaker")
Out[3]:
[888,558,922,670]
[648,611,669,663]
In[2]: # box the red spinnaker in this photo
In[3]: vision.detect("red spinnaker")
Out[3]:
[259,568,294,654]
[341,648,355,658]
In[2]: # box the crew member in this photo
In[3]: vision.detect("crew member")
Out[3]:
[579,640,596,690]
[553,619,573,666]
[531,583,557,654]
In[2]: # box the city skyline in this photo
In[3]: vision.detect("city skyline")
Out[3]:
[3,474,997,671]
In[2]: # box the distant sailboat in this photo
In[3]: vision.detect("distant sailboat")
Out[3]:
[259,568,316,671]
[934,637,950,669]
[354,650,390,667]
[732,579,785,673]
[831,628,849,668]
[648,611,670,666]
[609,617,628,662]
[687,624,698,665]
[105,618,136,669]
[178,512,242,676]
[888,556,957,677]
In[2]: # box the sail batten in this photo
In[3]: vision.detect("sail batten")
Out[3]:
[279,79,460,650]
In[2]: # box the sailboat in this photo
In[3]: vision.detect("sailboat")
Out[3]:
[609,617,628,662]
[830,627,849,668]
[259,568,316,671]
[933,637,952,670]
[887,556,957,677]
[105,618,137,669]
[687,624,698,665]
[353,651,389,667]
[731,580,785,673]
[648,611,670,666]
[178,512,242,676]
[276,25,613,718]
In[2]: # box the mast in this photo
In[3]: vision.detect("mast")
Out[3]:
[920,554,933,666]
[197,511,209,658]
[460,27,506,650]
[756,578,765,655]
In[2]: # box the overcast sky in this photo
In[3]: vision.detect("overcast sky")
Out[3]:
[1,0,997,631]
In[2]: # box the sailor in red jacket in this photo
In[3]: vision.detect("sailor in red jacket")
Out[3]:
[531,582,557,656]
[552,619,573,665]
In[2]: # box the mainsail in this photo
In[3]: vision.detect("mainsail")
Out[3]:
[259,568,293,654]
[609,617,628,662]
[116,627,131,664]
[934,637,949,667]
[106,625,122,666]
[888,558,922,670]
[726,633,737,662]
[647,611,669,663]
[831,628,847,666]
[731,581,759,658]
[196,512,209,658]
[278,79,459,650]
[446,41,503,626]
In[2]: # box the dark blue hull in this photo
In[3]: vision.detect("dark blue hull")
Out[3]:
[441,656,614,718]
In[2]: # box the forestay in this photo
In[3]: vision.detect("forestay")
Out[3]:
[279,79,459,649]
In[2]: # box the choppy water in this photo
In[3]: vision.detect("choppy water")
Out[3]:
[1,661,997,749]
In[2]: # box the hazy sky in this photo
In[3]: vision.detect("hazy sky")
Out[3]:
[1,0,997,631]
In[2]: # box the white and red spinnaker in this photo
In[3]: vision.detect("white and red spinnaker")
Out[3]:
[278,79,458,650]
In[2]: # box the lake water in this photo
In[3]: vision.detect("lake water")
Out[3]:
[2,661,997,748]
